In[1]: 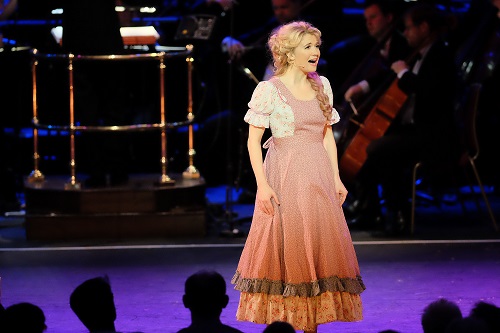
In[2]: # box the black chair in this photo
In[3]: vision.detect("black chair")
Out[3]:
[410,83,499,235]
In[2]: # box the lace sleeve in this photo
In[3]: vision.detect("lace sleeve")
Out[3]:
[320,76,340,125]
[243,81,277,128]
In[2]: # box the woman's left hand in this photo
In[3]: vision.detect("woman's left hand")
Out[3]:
[334,178,348,206]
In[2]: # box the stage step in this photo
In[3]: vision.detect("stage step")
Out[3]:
[23,174,207,240]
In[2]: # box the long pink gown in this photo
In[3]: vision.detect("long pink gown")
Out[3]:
[231,76,365,331]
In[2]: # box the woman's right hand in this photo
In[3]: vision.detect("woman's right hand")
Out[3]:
[344,83,364,102]
[221,36,245,61]
[256,184,280,215]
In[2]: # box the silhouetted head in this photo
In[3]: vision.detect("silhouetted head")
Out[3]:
[263,321,296,333]
[0,302,47,333]
[421,298,463,333]
[69,275,116,332]
[445,316,490,333]
[469,301,500,333]
[182,270,229,318]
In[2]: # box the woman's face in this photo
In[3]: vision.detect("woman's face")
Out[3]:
[292,33,321,73]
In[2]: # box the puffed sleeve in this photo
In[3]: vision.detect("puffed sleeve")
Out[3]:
[243,81,277,128]
[321,76,340,125]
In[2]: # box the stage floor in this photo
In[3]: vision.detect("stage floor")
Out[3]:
[0,240,499,333]
[1,186,500,333]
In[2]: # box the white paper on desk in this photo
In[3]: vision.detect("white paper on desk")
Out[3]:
[50,26,160,45]
[120,26,160,39]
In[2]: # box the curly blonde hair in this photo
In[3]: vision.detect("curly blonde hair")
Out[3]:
[267,21,332,122]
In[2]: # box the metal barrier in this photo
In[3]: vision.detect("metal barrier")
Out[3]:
[27,45,200,189]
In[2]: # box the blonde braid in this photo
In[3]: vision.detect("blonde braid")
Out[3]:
[307,72,332,122]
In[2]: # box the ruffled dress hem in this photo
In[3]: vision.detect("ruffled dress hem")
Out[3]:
[235,291,363,331]
[231,271,365,297]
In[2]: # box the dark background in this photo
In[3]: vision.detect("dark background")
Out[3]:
[0,0,494,190]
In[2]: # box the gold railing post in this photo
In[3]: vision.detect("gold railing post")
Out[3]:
[28,49,45,183]
[65,53,81,189]
[158,52,175,185]
[182,44,200,179]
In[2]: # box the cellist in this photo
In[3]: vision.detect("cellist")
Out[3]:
[347,2,461,235]
[337,0,412,223]
[343,0,412,105]
[327,0,411,102]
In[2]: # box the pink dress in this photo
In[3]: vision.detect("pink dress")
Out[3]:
[231,76,365,331]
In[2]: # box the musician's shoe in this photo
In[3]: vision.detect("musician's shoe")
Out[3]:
[344,188,382,218]
[382,209,411,237]
[346,210,384,230]
[344,194,384,230]
[344,197,367,217]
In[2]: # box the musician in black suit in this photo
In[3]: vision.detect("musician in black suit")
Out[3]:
[342,0,412,100]
[352,2,461,235]
[327,0,411,94]
[62,0,124,56]
[451,0,500,193]
[334,0,411,226]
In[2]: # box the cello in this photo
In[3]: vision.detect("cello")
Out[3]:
[338,49,421,183]
[331,26,396,149]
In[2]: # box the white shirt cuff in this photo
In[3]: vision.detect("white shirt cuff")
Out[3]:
[397,69,409,79]
[358,80,370,93]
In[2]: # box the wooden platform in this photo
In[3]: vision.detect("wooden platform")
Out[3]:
[23,173,207,241]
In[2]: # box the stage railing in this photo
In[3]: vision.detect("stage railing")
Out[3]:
[27,46,198,189]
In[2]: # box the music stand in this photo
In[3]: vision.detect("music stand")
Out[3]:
[174,14,217,41]
[176,13,244,237]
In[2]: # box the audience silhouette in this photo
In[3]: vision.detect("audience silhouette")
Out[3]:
[70,276,115,332]
[0,272,498,333]
[444,316,490,333]
[0,302,47,333]
[421,298,463,333]
[176,269,244,333]
[263,321,296,333]
[69,275,143,333]
[469,301,500,333]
